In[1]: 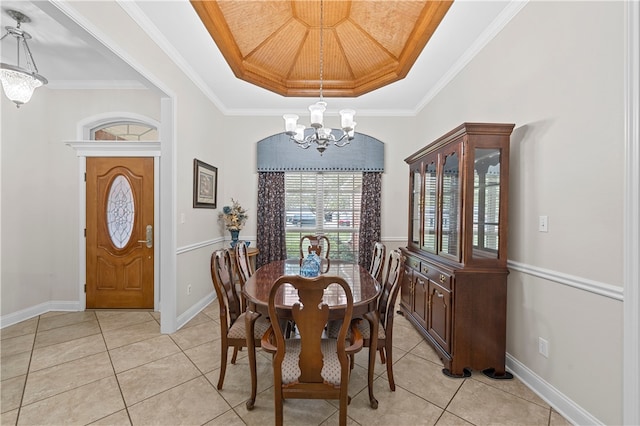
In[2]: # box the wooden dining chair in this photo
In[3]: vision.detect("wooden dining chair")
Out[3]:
[234,241,252,309]
[299,234,330,261]
[210,249,270,410]
[369,242,386,283]
[261,274,363,426]
[328,249,404,392]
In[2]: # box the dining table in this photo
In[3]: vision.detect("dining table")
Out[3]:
[243,258,383,409]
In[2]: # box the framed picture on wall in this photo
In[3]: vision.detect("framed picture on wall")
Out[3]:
[193,159,217,209]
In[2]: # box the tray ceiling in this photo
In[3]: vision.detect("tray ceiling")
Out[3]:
[191,0,453,97]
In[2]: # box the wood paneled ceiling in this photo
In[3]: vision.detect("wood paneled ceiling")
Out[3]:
[191,1,453,98]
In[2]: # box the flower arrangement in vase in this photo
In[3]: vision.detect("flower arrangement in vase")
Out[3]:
[218,199,248,247]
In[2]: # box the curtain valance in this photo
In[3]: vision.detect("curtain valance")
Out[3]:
[257,132,384,172]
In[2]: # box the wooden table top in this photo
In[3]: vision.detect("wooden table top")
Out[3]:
[243,259,380,318]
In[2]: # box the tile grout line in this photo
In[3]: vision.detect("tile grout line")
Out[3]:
[3,310,569,425]
[168,324,235,425]
[96,312,135,426]
[13,315,39,426]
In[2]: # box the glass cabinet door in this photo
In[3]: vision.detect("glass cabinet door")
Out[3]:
[422,159,437,253]
[410,165,422,247]
[440,149,460,259]
[472,148,501,258]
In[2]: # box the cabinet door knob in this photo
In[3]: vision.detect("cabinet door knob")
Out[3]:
[439,274,446,283]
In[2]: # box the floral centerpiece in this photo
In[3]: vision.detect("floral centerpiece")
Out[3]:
[219,199,248,247]
[219,198,248,230]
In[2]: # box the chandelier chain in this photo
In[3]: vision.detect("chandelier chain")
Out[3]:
[319,0,324,101]
[281,0,355,154]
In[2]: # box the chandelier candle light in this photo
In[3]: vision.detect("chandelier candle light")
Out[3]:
[0,10,47,108]
[283,0,356,155]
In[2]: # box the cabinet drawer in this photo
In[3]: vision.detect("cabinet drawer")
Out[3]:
[426,268,451,290]
[406,256,420,271]
[420,263,430,275]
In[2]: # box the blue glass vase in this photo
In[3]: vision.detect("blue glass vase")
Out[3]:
[300,252,321,277]
[229,229,240,247]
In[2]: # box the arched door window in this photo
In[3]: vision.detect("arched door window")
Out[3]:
[91,121,158,141]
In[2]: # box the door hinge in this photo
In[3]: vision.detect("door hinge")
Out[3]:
[84,172,86,182]
[84,284,87,293]
[84,228,86,237]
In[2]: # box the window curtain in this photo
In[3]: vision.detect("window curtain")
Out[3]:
[358,172,382,269]
[256,172,287,268]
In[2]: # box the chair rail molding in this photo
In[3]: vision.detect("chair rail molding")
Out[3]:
[507,260,624,301]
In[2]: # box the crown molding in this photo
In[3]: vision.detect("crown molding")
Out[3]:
[416,0,529,113]
[117,1,227,113]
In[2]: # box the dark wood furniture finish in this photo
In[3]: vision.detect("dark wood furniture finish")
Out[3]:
[233,241,255,309]
[328,249,404,391]
[368,242,386,283]
[209,250,270,410]
[261,275,363,426]
[243,259,382,407]
[299,234,331,262]
[400,122,514,379]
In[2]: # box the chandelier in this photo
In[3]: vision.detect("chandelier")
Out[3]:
[282,0,356,155]
[0,10,48,108]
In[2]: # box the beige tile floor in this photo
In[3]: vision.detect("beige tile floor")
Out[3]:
[1,304,571,425]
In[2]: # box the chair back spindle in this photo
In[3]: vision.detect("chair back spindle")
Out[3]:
[368,242,386,283]
[299,234,330,261]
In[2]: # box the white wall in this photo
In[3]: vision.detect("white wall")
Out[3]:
[63,1,228,322]
[1,88,161,315]
[413,2,625,424]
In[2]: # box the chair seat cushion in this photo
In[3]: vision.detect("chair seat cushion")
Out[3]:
[228,313,271,340]
[326,319,385,340]
[281,339,342,386]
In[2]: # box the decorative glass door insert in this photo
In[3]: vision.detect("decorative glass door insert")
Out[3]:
[106,175,135,249]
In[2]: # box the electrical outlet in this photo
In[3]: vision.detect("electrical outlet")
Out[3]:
[539,215,548,232]
[187,284,192,295]
[538,337,549,358]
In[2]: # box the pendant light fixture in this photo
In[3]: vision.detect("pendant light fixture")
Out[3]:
[0,10,48,108]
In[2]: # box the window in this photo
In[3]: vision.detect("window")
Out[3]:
[91,121,157,141]
[285,172,362,262]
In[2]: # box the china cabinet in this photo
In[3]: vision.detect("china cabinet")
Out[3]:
[400,122,514,378]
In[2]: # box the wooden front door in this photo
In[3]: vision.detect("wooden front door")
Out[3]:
[86,157,154,309]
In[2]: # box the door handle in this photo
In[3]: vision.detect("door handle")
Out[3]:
[137,225,153,248]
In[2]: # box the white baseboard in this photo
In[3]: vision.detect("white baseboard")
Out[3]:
[506,353,603,425]
[0,293,216,334]
[0,292,218,332]
[175,291,216,330]
[0,300,81,329]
